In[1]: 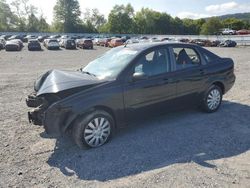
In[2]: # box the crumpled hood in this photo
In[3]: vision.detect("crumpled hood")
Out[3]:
[35,69,104,96]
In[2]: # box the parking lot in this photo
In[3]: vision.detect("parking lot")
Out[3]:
[0,45,249,187]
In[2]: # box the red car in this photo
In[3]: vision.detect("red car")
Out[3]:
[109,38,124,48]
[236,29,250,35]
[78,39,93,49]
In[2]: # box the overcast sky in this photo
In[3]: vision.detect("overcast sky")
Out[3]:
[7,0,250,23]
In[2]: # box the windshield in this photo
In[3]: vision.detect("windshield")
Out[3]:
[83,47,138,79]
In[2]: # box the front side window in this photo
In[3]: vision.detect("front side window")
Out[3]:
[173,48,201,70]
[134,48,170,77]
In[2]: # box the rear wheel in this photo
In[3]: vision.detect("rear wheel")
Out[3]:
[72,110,114,148]
[201,85,222,113]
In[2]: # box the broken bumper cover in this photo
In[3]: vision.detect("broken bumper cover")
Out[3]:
[27,105,66,135]
[26,92,76,136]
[43,105,76,136]
[28,104,75,136]
[26,93,44,108]
[28,110,43,125]
[26,93,46,125]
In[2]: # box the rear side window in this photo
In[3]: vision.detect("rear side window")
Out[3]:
[173,48,201,70]
[201,48,220,63]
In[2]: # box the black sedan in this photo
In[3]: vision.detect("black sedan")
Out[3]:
[26,43,235,148]
[62,39,77,49]
[28,39,42,51]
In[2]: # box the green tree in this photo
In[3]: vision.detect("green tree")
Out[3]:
[83,8,106,32]
[0,0,16,31]
[134,8,174,34]
[172,17,184,34]
[10,0,38,31]
[107,4,134,34]
[53,0,81,33]
[27,13,39,32]
[222,18,245,30]
[200,17,223,35]
[38,16,50,32]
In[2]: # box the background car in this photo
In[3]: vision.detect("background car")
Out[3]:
[5,39,23,51]
[0,38,6,50]
[220,28,236,35]
[23,35,37,43]
[99,38,111,47]
[236,29,250,35]
[126,38,139,44]
[8,35,25,42]
[37,35,49,42]
[44,39,60,50]
[220,40,237,47]
[93,38,101,46]
[109,38,124,47]
[28,39,42,51]
[62,39,76,49]
[0,42,4,50]
[78,39,93,49]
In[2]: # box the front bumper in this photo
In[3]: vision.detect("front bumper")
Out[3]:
[26,93,47,126]
[26,92,74,136]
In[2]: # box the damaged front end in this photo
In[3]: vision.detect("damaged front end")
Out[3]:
[26,93,58,126]
[26,69,106,135]
[26,70,105,135]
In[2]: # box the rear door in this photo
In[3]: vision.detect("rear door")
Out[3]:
[170,45,207,101]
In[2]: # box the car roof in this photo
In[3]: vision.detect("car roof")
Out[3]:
[125,42,199,52]
[28,39,39,42]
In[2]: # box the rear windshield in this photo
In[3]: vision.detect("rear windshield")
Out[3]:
[29,40,39,43]
[67,40,75,43]
[49,40,58,43]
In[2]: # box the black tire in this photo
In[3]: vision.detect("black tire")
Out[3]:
[201,85,222,113]
[72,110,114,148]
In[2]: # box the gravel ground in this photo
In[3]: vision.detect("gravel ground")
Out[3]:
[0,45,249,188]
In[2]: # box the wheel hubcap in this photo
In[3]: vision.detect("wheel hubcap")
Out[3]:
[84,117,111,147]
[207,89,221,110]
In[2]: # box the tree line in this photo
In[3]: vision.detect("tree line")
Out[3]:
[1,0,250,35]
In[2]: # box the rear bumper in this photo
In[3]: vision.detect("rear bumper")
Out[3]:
[28,46,41,50]
[224,73,236,94]
[48,46,59,50]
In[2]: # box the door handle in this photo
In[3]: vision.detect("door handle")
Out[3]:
[200,69,205,75]
[158,78,174,85]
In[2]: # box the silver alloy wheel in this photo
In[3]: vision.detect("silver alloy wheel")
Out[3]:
[84,117,111,147]
[207,88,221,110]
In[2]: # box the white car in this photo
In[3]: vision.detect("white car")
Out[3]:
[221,28,236,35]
[45,39,60,50]
[126,38,139,44]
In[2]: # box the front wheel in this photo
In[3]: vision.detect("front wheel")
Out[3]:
[201,85,222,113]
[72,110,114,148]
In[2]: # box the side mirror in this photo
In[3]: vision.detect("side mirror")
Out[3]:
[132,72,148,81]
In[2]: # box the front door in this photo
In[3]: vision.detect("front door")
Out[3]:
[123,47,177,121]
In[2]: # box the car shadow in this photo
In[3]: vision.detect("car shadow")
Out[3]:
[47,101,250,181]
